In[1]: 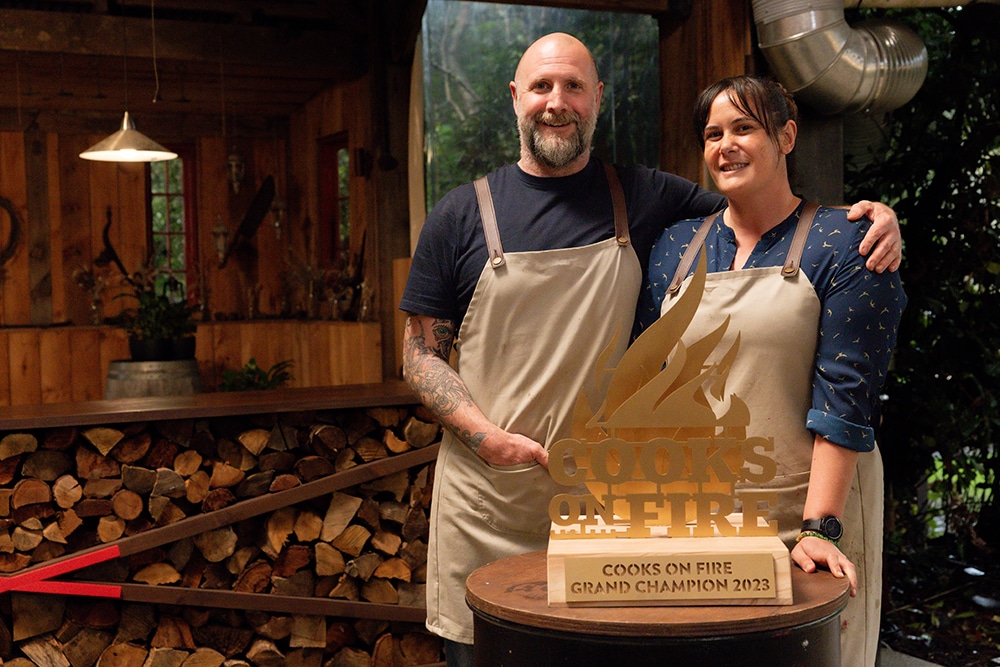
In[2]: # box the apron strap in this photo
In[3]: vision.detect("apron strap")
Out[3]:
[473,176,506,269]
[782,201,819,276]
[603,163,630,246]
[667,209,722,295]
[475,163,631,270]
[667,201,820,295]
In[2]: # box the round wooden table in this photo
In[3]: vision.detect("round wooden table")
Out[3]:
[466,550,850,667]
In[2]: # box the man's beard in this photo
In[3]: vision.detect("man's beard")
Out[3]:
[519,110,596,169]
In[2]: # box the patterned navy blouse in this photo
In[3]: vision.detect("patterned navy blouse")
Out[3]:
[635,201,906,453]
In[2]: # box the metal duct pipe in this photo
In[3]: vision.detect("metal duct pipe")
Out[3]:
[752,0,929,115]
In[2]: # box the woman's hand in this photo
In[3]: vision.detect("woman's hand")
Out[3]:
[791,535,858,597]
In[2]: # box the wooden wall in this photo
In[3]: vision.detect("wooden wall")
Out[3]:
[0,321,382,407]
[0,73,388,406]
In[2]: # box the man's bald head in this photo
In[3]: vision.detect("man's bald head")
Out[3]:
[510,33,603,176]
[514,32,599,88]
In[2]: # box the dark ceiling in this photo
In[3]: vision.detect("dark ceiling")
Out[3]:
[0,0,674,137]
[0,0,370,134]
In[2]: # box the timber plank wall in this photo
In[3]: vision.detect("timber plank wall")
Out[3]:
[0,383,445,666]
[0,321,382,407]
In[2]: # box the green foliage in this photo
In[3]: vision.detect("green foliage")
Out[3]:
[219,358,294,392]
[844,5,1000,547]
[119,273,196,341]
[421,1,659,208]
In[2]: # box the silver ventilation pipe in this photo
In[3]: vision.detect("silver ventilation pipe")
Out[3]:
[752,0,929,115]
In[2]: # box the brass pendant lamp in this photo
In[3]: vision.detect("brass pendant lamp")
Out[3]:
[80,0,176,163]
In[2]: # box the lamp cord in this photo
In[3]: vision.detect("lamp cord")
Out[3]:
[151,0,161,103]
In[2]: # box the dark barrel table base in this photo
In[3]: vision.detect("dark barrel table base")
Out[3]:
[466,550,850,667]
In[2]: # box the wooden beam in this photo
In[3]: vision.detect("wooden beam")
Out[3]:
[452,0,675,14]
[0,9,364,74]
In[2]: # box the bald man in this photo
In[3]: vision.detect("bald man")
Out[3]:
[400,33,901,667]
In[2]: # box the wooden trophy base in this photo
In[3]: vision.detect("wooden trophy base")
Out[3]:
[547,529,792,607]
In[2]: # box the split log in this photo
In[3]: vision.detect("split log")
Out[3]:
[151,617,196,650]
[372,557,411,582]
[152,468,187,498]
[326,574,360,601]
[269,474,300,492]
[293,456,334,482]
[361,578,398,605]
[97,515,127,542]
[367,407,403,429]
[329,647,370,667]
[0,456,20,485]
[334,449,357,472]
[19,634,71,667]
[12,526,43,551]
[42,520,68,544]
[58,508,84,538]
[286,648,323,667]
[309,425,347,456]
[314,542,346,577]
[21,450,73,481]
[403,418,439,448]
[134,562,182,585]
[372,634,404,667]
[114,604,157,644]
[122,465,156,494]
[226,546,259,576]
[83,477,122,498]
[271,570,315,597]
[142,439,180,469]
[201,488,236,513]
[65,598,119,628]
[0,433,38,460]
[245,638,285,667]
[216,439,256,472]
[345,553,382,581]
[193,527,238,563]
[331,524,371,558]
[112,488,144,521]
[53,475,83,509]
[293,510,323,543]
[351,437,388,463]
[383,431,410,455]
[397,582,427,608]
[173,450,203,477]
[0,552,31,572]
[95,642,149,667]
[263,507,297,558]
[371,530,403,556]
[76,447,120,479]
[62,627,113,667]
[269,424,299,452]
[178,647,225,667]
[41,428,77,451]
[259,451,296,473]
[12,593,65,641]
[143,647,190,667]
[83,427,124,457]
[289,616,326,649]
[233,560,272,594]
[238,429,271,456]
[209,462,245,489]
[110,432,152,464]
[321,493,362,542]
[362,470,409,502]
[273,544,312,578]
[185,470,211,504]
[399,633,443,665]
[11,478,51,509]
[234,471,275,499]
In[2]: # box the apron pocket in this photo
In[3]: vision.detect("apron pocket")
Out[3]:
[476,463,564,537]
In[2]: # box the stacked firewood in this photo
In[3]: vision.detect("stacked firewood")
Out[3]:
[0,404,444,667]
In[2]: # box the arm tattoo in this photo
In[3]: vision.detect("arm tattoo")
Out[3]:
[403,317,488,450]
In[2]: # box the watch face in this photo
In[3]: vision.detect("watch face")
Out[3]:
[822,516,844,541]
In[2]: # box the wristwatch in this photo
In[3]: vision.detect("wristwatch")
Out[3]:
[800,516,844,542]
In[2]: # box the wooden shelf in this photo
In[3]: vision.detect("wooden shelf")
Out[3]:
[0,380,416,430]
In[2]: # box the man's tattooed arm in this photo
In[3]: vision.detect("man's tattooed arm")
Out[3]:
[402,315,487,453]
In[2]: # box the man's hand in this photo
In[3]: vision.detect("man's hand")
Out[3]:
[848,200,902,273]
[476,429,549,468]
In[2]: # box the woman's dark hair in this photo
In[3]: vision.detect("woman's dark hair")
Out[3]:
[694,75,799,148]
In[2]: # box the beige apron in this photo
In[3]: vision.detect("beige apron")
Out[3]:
[665,207,883,667]
[425,165,641,644]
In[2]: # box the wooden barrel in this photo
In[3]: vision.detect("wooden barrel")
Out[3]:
[105,360,203,399]
[466,550,850,667]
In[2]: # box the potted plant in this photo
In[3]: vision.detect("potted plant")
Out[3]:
[120,274,197,362]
